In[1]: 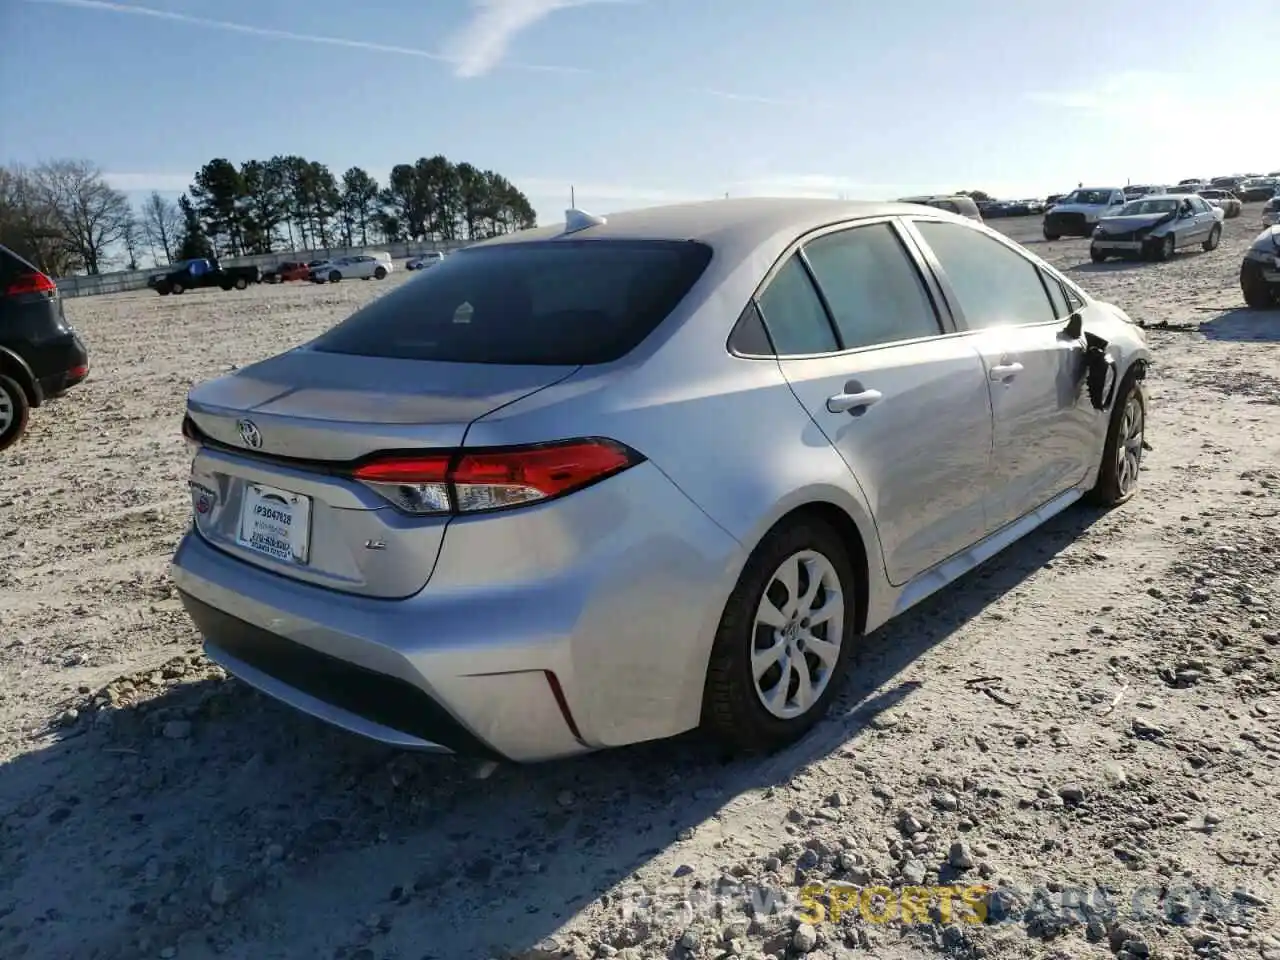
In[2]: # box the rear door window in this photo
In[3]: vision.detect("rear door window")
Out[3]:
[755,256,839,356]
[801,222,943,349]
[310,239,713,365]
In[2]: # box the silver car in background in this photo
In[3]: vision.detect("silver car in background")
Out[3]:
[1090,194,1224,262]
[171,198,1151,763]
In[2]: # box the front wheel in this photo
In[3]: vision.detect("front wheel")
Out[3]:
[1153,234,1175,262]
[171,282,184,295]
[702,517,858,753]
[328,270,342,283]
[1085,369,1145,508]
[374,266,387,280]
[1090,245,1107,263]
[1043,228,1060,241]
[234,277,248,290]
[1202,225,1222,252]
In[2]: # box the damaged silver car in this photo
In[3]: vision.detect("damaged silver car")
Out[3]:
[1091,194,1224,263]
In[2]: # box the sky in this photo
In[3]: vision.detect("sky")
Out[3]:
[2,0,1279,227]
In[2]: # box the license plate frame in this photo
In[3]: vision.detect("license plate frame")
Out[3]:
[236,483,312,565]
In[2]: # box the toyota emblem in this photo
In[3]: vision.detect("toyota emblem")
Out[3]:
[237,419,263,449]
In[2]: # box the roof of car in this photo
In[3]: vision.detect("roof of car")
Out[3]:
[471,197,963,252]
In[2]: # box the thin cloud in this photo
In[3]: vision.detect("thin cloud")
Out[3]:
[104,172,191,193]
[25,0,791,104]
[21,0,584,74]
[447,0,633,79]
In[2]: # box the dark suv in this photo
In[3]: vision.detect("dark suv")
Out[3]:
[0,244,90,451]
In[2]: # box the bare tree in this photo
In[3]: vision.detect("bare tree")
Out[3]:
[121,213,143,270]
[140,190,180,265]
[0,164,81,275]
[33,160,134,274]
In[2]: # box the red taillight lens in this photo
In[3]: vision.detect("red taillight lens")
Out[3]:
[351,439,643,515]
[5,271,57,296]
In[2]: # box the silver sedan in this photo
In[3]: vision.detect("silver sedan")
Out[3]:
[171,198,1151,762]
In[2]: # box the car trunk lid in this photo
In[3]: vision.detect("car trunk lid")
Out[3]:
[185,348,579,599]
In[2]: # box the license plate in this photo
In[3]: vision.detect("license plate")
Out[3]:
[1099,240,1142,250]
[237,484,312,564]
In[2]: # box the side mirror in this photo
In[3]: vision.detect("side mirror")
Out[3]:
[1061,313,1084,340]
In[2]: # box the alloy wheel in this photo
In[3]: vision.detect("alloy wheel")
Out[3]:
[751,550,845,720]
[0,382,13,435]
[1116,394,1144,496]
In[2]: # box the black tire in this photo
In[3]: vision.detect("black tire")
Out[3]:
[172,282,184,295]
[374,266,387,280]
[1154,234,1175,262]
[1084,367,1145,508]
[1043,228,1060,241]
[0,374,32,453]
[157,285,171,296]
[329,270,341,283]
[234,277,248,291]
[702,515,859,753]
[1241,260,1277,309]
[1202,224,1222,252]
[1090,245,1107,263]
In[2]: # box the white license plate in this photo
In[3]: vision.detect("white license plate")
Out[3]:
[237,484,312,564]
[1099,240,1142,250]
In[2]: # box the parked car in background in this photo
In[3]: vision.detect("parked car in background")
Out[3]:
[0,244,90,452]
[1262,195,1280,227]
[1240,226,1280,308]
[310,253,393,283]
[171,198,1151,762]
[1210,176,1244,192]
[150,258,262,295]
[895,195,983,221]
[263,261,312,284]
[1090,195,1223,263]
[1043,187,1128,239]
[1177,178,1205,186]
[1237,177,1280,202]
[407,251,447,270]
[1123,185,1165,201]
[1198,189,1243,219]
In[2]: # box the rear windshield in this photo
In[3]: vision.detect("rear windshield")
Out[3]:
[309,239,713,365]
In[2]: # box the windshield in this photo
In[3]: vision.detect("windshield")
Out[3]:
[1064,189,1113,205]
[309,239,713,365]
[1118,198,1179,216]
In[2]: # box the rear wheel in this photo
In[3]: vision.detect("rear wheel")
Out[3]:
[234,276,248,290]
[703,516,858,753]
[1203,225,1222,251]
[1043,227,1060,241]
[0,374,32,453]
[1085,368,1145,507]
[1090,245,1107,263]
[1241,260,1277,309]
[374,266,387,280]
[329,270,341,283]
[172,282,185,295]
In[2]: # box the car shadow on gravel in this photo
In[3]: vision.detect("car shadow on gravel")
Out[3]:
[0,505,1111,959]
[1200,307,1280,342]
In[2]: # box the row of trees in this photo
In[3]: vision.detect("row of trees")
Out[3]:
[0,156,540,276]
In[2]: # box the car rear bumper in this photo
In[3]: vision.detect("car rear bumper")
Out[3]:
[169,462,744,761]
[31,333,89,398]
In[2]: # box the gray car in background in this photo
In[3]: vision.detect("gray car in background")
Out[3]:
[171,198,1151,763]
[1091,194,1224,262]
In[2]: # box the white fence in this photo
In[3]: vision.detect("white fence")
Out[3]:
[55,239,475,298]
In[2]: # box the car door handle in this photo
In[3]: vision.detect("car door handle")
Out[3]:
[989,362,1024,380]
[826,388,883,414]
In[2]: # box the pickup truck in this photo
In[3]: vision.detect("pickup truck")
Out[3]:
[148,258,262,296]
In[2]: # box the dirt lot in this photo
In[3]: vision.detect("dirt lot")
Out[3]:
[2,211,1278,960]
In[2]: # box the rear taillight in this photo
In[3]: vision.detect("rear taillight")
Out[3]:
[5,271,57,296]
[351,438,644,515]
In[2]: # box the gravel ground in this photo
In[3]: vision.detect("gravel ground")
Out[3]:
[1,210,1278,960]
